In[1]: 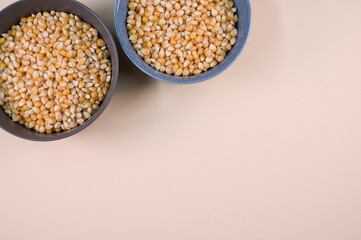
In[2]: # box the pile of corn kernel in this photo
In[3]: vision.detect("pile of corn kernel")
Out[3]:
[0,11,112,133]
[127,0,238,76]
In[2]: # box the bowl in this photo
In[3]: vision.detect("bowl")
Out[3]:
[0,0,119,141]
[114,0,251,84]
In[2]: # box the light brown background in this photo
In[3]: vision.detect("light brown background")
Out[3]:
[1,0,361,239]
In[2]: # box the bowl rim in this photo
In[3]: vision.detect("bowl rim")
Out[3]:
[0,0,119,141]
[114,0,251,84]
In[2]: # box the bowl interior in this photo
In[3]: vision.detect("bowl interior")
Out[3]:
[0,0,119,141]
[115,0,250,84]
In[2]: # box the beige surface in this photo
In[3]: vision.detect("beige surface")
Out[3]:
[1,0,361,239]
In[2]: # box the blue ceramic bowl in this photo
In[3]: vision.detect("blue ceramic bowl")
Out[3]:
[115,0,251,84]
[0,0,119,141]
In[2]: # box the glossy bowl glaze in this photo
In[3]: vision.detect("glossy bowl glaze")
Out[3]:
[115,0,251,84]
[0,0,119,141]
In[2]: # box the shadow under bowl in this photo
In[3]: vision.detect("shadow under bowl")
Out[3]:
[0,0,119,141]
[114,0,251,84]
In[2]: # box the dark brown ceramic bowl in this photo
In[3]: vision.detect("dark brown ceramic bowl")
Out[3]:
[0,0,119,141]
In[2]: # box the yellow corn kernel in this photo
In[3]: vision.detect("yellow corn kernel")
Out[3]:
[97,39,105,47]
[0,63,6,70]
[142,16,148,23]
[79,97,86,103]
